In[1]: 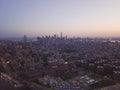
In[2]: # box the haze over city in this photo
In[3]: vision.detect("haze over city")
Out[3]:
[1,1,120,90]
[0,0,120,38]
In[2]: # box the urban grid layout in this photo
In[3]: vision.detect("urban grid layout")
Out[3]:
[1,34,120,90]
[1,0,120,90]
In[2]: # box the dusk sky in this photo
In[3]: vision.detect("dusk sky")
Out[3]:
[0,0,120,38]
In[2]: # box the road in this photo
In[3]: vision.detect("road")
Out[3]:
[0,77,30,90]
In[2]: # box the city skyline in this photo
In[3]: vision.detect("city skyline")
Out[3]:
[0,0,120,38]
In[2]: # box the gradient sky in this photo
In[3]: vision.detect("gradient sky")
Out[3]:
[0,0,120,38]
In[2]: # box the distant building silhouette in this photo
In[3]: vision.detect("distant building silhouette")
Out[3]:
[60,32,62,39]
[23,35,27,42]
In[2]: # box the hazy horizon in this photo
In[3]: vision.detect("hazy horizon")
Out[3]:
[0,0,120,38]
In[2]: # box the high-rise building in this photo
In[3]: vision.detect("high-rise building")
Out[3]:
[54,34,57,39]
[60,32,62,39]
[23,35,27,42]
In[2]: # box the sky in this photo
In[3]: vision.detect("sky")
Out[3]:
[0,0,120,38]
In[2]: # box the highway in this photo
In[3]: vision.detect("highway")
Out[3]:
[0,77,29,90]
[0,72,52,90]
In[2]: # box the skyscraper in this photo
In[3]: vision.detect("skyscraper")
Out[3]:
[60,32,62,39]
[23,35,27,42]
